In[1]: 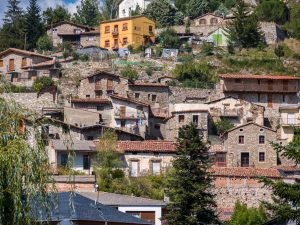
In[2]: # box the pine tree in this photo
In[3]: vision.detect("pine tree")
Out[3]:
[74,0,101,27]
[186,0,209,20]
[165,123,220,225]
[25,0,43,50]
[0,0,25,50]
[261,138,300,223]
[226,0,264,48]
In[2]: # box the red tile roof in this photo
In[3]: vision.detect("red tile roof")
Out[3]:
[274,165,300,172]
[219,74,300,80]
[0,48,53,60]
[129,83,168,87]
[117,141,176,153]
[22,60,55,69]
[209,167,281,178]
[71,98,111,104]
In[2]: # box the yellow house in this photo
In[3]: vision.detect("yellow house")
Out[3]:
[100,15,155,50]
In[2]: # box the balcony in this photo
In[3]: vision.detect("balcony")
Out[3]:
[223,83,299,93]
[280,117,300,126]
[112,30,119,36]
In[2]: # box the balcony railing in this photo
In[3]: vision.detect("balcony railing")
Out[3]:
[280,117,300,126]
[223,83,298,93]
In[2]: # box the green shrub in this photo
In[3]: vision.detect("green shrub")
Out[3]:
[201,42,214,56]
[63,51,70,59]
[120,66,139,83]
[274,45,285,58]
[158,28,181,49]
[32,76,54,92]
[79,54,89,61]
[56,166,85,175]
[145,67,153,76]
[214,119,234,136]
[37,35,53,51]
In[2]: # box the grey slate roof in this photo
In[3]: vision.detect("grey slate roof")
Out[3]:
[51,140,96,152]
[34,192,151,224]
[80,192,167,207]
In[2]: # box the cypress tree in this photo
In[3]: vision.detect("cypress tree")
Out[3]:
[165,123,220,225]
[25,0,43,50]
[226,0,264,48]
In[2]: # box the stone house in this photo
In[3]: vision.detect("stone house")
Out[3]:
[110,95,149,139]
[46,21,99,47]
[220,122,278,168]
[117,141,176,177]
[165,103,209,141]
[0,48,58,87]
[193,13,225,27]
[219,74,300,128]
[278,104,300,143]
[206,96,265,129]
[77,70,129,99]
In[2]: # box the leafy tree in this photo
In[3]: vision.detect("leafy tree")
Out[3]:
[74,0,101,27]
[261,138,300,223]
[255,0,289,25]
[158,28,181,49]
[228,201,270,225]
[283,0,300,40]
[120,66,139,83]
[224,0,236,9]
[214,119,234,136]
[143,0,183,28]
[215,3,230,17]
[0,98,54,224]
[274,45,285,59]
[186,0,209,19]
[37,34,53,51]
[99,0,122,20]
[25,0,43,50]
[201,42,214,55]
[175,0,188,13]
[32,76,55,92]
[0,0,25,50]
[165,123,220,225]
[226,0,264,48]
[131,4,142,16]
[42,6,71,26]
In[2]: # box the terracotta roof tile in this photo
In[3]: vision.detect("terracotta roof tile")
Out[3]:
[0,48,53,60]
[219,74,300,80]
[71,98,111,104]
[209,167,281,178]
[117,141,176,153]
[274,165,300,172]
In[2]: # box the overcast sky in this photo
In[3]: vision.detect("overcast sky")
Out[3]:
[0,0,92,25]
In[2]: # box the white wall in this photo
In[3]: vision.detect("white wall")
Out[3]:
[118,206,163,225]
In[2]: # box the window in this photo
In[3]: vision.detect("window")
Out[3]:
[123,37,128,45]
[97,106,104,111]
[241,153,250,167]
[74,28,81,34]
[151,94,157,102]
[193,115,199,124]
[149,25,153,32]
[107,79,113,90]
[121,120,126,127]
[148,94,151,100]
[257,93,261,102]
[259,135,265,144]
[105,40,110,48]
[199,19,206,25]
[88,35,95,41]
[178,115,185,123]
[135,93,140,99]
[83,155,90,170]
[259,152,265,162]
[238,135,244,144]
[105,26,110,33]
[152,161,161,174]
[52,28,57,32]
[95,91,102,98]
[60,153,68,167]
[215,153,226,167]
[0,60,3,67]
[235,79,241,83]
[122,23,128,31]
[130,160,139,177]
[210,18,218,25]
[87,136,94,140]
[258,80,261,85]
[154,124,160,129]
[86,95,90,98]
[282,94,286,103]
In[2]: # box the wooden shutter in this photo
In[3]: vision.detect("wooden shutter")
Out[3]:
[9,59,14,71]
[0,60,3,67]
[107,79,113,90]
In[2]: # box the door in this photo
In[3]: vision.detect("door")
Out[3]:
[241,153,250,167]
[83,155,90,170]
[114,39,118,49]
[131,161,139,177]
[9,59,14,71]
[267,94,273,108]
[287,113,295,125]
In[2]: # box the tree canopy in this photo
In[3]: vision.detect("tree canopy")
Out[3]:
[74,0,101,27]
[42,6,71,26]
[158,27,181,49]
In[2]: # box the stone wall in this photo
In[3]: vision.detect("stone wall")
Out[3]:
[260,22,286,45]
[1,92,58,114]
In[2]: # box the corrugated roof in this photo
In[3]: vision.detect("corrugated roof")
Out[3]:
[117,141,176,153]
[80,192,167,206]
[219,74,300,80]
[209,167,281,178]
[34,192,151,224]
[0,48,53,60]
[51,140,96,152]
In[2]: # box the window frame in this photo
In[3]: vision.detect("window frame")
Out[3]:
[178,115,185,123]
[83,155,90,170]
[258,152,266,162]
[258,135,265,144]
[105,26,110,33]
[104,40,110,48]
[238,135,245,144]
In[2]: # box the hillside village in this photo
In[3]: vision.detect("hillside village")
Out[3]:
[1,0,300,225]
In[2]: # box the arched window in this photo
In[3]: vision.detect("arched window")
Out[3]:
[210,18,218,25]
[199,19,207,25]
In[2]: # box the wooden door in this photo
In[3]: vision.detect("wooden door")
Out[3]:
[107,79,113,90]
[120,106,126,118]
[9,59,14,71]
[21,58,27,67]
[241,153,249,167]
[267,94,273,108]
